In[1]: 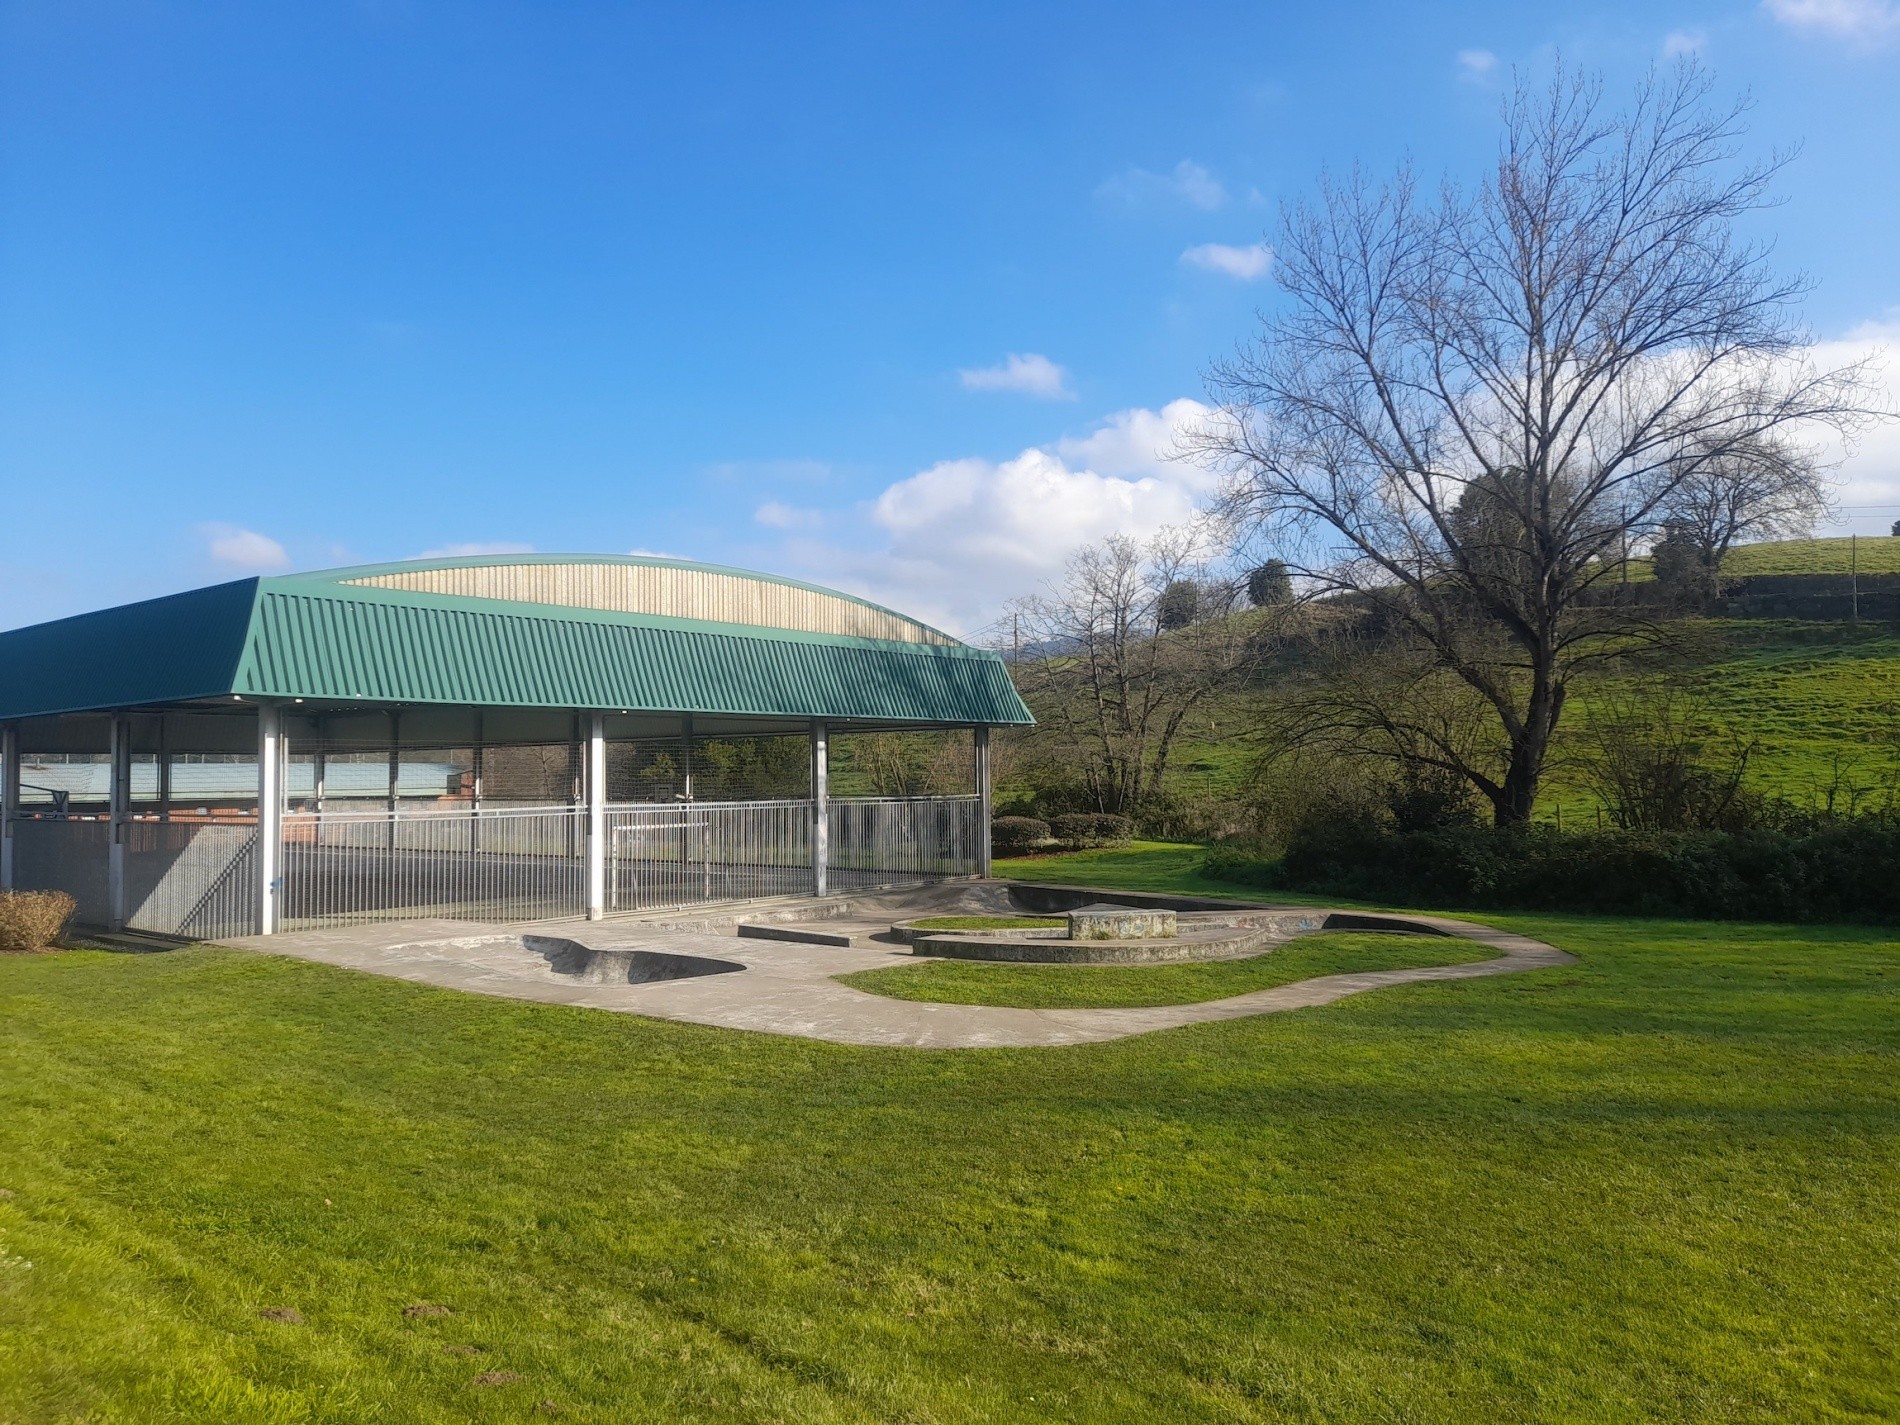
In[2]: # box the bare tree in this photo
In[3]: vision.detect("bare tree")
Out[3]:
[1004,527,1269,815]
[1195,64,1878,824]
[1655,430,1831,590]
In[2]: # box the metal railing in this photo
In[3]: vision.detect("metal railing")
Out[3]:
[4,794,982,933]
[281,804,586,928]
[828,795,982,888]
[606,798,813,910]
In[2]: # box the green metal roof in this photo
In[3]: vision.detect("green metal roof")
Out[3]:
[0,558,1033,725]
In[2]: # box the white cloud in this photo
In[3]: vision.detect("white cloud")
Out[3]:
[1763,0,1900,41]
[202,524,290,572]
[754,501,822,531]
[1096,160,1228,212]
[1662,27,1709,55]
[415,540,536,558]
[1457,48,1499,82]
[1797,318,1900,533]
[958,352,1076,400]
[772,399,1216,635]
[1180,242,1274,281]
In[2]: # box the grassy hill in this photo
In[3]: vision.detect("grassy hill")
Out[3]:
[1005,534,1900,830]
[1721,535,1900,576]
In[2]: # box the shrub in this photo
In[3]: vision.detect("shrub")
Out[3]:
[0,890,75,952]
[990,817,1052,856]
[1048,812,1136,849]
[1203,817,1900,923]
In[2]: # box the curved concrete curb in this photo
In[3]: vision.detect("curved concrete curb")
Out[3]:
[220,909,1575,1049]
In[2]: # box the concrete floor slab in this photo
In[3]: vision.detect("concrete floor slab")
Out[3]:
[212,890,1575,1048]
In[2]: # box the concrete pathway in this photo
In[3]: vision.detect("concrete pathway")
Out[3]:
[215,909,1574,1049]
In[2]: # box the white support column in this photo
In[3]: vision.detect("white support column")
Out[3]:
[974,725,992,879]
[1,723,18,891]
[257,703,284,935]
[108,713,132,929]
[585,711,607,920]
[811,720,829,898]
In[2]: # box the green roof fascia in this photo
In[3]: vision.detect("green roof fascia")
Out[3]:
[232,582,1033,725]
[284,552,962,644]
[0,578,263,720]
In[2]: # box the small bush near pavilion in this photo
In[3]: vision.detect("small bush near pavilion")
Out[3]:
[0,890,75,951]
[990,816,1052,855]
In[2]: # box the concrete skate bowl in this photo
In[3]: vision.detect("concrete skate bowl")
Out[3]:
[521,936,746,985]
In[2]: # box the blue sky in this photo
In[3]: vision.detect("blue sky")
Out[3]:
[5,0,1899,635]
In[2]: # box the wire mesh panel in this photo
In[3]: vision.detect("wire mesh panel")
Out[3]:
[124,821,259,940]
[281,804,585,927]
[606,799,813,910]
[828,796,981,889]
[9,817,112,925]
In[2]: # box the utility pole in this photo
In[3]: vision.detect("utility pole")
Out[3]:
[1851,533,1860,625]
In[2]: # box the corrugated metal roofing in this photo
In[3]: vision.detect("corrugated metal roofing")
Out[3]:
[0,557,1033,726]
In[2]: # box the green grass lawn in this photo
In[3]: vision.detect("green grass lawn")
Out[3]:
[3,846,1898,1422]
[904,915,1066,932]
[839,931,1493,1008]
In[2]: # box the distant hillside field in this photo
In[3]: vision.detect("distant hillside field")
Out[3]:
[996,538,1900,828]
[1029,622,1900,831]
[1558,622,1900,816]
[1721,536,1900,577]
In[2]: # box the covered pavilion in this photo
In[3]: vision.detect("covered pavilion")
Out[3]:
[0,554,1030,937]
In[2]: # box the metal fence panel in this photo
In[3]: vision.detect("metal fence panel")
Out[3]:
[281,804,585,928]
[606,799,813,910]
[9,818,113,926]
[828,795,980,888]
[124,821,259,940]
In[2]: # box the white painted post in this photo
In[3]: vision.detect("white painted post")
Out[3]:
[585,711,606,920]
[974,725,992,879]
[0,723,18,891]
[109,713,131,929]
[257,704,283,935]
[811,720,829,898]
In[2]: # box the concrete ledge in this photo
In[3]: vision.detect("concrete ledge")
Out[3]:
[737,922,857,948]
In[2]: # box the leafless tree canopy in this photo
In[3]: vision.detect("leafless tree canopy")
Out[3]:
[1657,430,1831,572]
[1194,63,1880,824]
[1003,527,1269,815]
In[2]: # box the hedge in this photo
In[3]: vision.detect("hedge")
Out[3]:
[990,817,1052,856]
[1202,820,1900,923]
